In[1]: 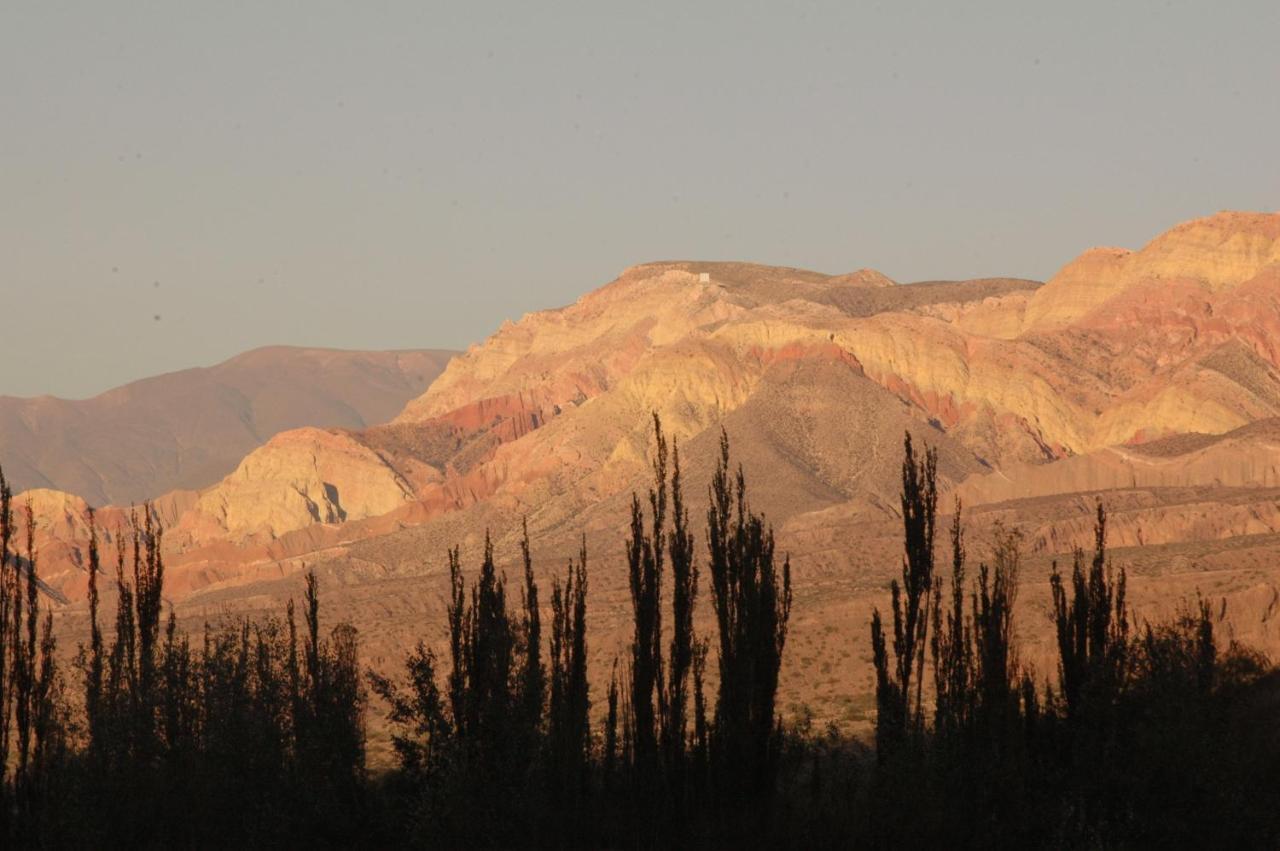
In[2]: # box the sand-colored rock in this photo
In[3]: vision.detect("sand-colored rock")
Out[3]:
[190,427,415,540]
[1022,211,1280,332]
[953,419,1280,508]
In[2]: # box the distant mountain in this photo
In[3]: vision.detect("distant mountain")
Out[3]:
[0,346,454,505]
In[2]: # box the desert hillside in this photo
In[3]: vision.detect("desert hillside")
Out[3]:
[18,210,1280,735]
[0,346,454,505]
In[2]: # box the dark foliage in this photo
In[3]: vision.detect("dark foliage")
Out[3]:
[5,428,1280,848]
[626,414,668,794]
[0,486,367,848]
[548,537,590,813]
[871,432,938,756]
[705,428,792,815]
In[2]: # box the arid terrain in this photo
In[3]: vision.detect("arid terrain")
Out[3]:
[14,210,1280,755]
[0,346,455,504]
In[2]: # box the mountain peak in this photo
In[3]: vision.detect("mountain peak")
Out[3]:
[828,268,897,288]
[1135,210,1280,288]
[1023,210,1280,331]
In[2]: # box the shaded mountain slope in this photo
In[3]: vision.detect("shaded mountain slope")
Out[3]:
[0,346,454,504]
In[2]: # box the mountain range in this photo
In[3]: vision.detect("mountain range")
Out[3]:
[13,209,1280,738]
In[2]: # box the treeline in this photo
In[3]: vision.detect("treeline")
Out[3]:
[368,418,792,847]
[2,425,1280,848]
[854,436,1280,848]
[0,471,365,847]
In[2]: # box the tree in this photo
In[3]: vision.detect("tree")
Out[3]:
[458,534,517,775]
[623,412,704,819]
[517,520,545,757]
[295,571,366,811]
[626,413,668,785]
[706,428,793,804]
[663,437,698,799]
[548,537,590,812]
[871,432,938,755]
[1048,501,1131,838]
[971,522,1022,746]
[81,509,105,759]
[931,500,971,739]
[378,533,546,843]
[12,502,39,797]
[1050,500,1128,723]
[0,465,12,824]
[604,659,620,784]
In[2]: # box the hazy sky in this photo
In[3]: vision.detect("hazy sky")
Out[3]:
[3,1,1278,398]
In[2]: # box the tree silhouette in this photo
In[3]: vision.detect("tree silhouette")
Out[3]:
[871,432,938,755]
[626,413,668,790]
[706,428,792,807]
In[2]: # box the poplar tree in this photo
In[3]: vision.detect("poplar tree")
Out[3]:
[871,432,938,755]
[1051,501,1129,723]
[548,538,590,808]
[931,501,971,740]
[0,466,12,818]
[626,414,667,785]
[663,438,698,798]
[517,520,545,759]
[706,429,792,803]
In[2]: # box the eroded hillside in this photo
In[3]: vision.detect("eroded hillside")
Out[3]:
[18,210,1280,739]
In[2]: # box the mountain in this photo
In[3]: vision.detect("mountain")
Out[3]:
[19,210,1280,737]
[0,346,455,505]
[160,211,1280,549]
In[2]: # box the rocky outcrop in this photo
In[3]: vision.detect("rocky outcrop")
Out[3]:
[188,427,415,540]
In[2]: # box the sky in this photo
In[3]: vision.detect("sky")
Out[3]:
[2,1,1278,399]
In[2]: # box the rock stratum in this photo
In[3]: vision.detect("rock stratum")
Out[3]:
[16,210,1280,746]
